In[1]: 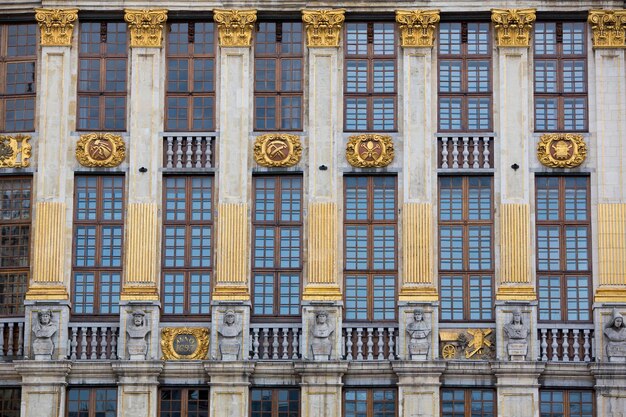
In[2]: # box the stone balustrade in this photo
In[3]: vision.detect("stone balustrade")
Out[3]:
[537,325,594,362]
[343,325,398,361]
[163,134,215,169]
[249,324,302,360]
[0,318,24,359]
[67,323,119,360]
[437,134,494,169]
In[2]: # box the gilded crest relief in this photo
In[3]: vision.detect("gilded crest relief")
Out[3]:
[346,134,394,168]
[253,134,302,167]
[161,327,209,360]
[76,133,126,167]
[537,133,587,168]
[439,329,495,360]
[0,135,31,168]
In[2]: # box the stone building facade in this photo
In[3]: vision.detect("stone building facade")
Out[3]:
[0,1,626,416]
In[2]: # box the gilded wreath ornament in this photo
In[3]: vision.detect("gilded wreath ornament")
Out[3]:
[395,10,440,47]
[35,8,79,46]
[0,135,31,168]
[253,134,302,167]
[161,327,209,360]
[588,10,626,48]
[346,134,394,168]
[491,9,536,47]
[76,133,126,167]
[537,133,587,169]
[302,9,345,47]
[124,9,168,48]
[213,9,257,47]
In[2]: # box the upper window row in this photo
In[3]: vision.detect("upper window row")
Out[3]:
[1,21,588,133]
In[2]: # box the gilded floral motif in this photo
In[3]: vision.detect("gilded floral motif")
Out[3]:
[395,10,440,47]
[302,9,345,47]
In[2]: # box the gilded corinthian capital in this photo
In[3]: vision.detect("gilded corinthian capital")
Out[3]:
[302,9,345,47]
[213,9,257,47]
[395,10,440,47]
[491,9,536,47]
[589,10,626,48]
[124,9,168,48]
[35,8,78,46]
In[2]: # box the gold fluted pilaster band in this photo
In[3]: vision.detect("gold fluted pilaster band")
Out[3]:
[497,204,536,301]
[302,9,345,48]
[35,8,79,46]
[596,203,626,302]
[589,10,626,48]
[303,202,341,301]
[491,9,536,47]
[395,10,440,48]
[121,203,159,300]
[399,203,438,301]
[213,203,250,300]
[213,9,257,47]
[26,202,68,300]
[124,9,168,48]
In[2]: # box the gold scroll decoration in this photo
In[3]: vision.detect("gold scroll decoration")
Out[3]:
[346,134,394,168]
[396,10,440,48]
[399,203,438,301]
[491,9,536,47]
[537,133,587,169]
[302,9,345,48]
[213,9,257,47]
[76,133,126,168]
[253,134,302,167]
[596,203,626,302]
[124,9,168,48]
[0,135,31,168]
[213,203,250,300]
[26,202,69,300]
[497,204,536,301]
[589,10,626,48]
[303,202,341,301]
[161,327,210,360]
[121,203,159,301]
[439,329,495,360]
[35,8,79,46]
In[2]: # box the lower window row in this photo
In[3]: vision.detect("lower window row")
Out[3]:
[0,387,595,417]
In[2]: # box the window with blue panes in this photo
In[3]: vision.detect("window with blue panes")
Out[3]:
[344,388,396,417]
[67,387,117,417]
[441,389,495,417]
[540,390,593,417]
[251,388,299,417]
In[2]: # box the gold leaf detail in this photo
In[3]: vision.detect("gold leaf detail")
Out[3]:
[491,9,536,47]
[346,134,394,168]
[161,327,209,360]
[302,9,345,48]
[213,9,257,47]
[537,133,587,168]
[588,10,626,48]
[76,133,126,167]
[124,9,168,48]
[0,135,31,168]
[253,134,302,167]
[395,10,440,48]
[35,8,79,46]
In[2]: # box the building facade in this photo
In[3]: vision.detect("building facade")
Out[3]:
[0,1,626,416]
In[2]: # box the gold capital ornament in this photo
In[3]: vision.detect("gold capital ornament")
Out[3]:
[35,8,79,46]
[396,10,440,47]
[253,134,302,167]
[537,133,587,169]
[491,9,536,47]
[0,135,31,168]
[302,9,345,47]
[213,9,257,47]
[124,9,168,48]
[76,133,126,167]
[588,10,626,48]
[346,134,394,168]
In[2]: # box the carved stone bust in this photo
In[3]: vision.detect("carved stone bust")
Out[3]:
[406,308,431,360]
[604,309,626,363]
[126,310,150,360]
[32,309,58,360]
[309,310,335,360]
[218,310,242,360]
[503,308,529,361]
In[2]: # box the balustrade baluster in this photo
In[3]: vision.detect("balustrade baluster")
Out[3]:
[562,330,570,362]
[472,138,480,168]
[452,138,459,168]
[175,137,183,168]
[70,327,78,360]
[90,327,98,359]
[550,329,558,361]
[166,137,174,168]
[346,328,353,360]
[205,139,213,168]
[462,137,470,168]
[185,137,193,168]
[366,328,374,360]
[80,327,88,359]
[356,328,364,360]
[111,329,118,359]
[262,328,270,359]
[195,137,203,168]
[17,322,23,357]
[272,329,279,359]
[540,328,548,361]
[292,328,299,359]
[252,328,260,359]
[7,325,14,356]
[441,138,449,169]
[583,329,591,362]
[99,328,108,359]
[281,328,289,359]
[0,325,4,358]
[483,137,491,168]
[387,327,395,360]
[572,329,580,362]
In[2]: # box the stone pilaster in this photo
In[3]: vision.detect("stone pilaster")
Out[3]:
[295,362,348,417]
[396,10,439,303]
[492,362,544,417]
[591,363,626,417]
[205,362,255,417]
[392,361,446,417]
[16,360,71,417]
[112,361,163,417]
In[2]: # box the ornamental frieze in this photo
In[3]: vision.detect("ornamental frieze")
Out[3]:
[76,133,126,168]
[588,10,626,48]
[346,134,394,168]
[253,134,302,167]
[161,327,209,360]
[213,9,257,47]
[439,329,495,360]
[0,135,31,168]
[35,8,78,46]
[395,10,440,48]
[491,9,536,47]
[537,133,587,169]
[124,9,168,48]
[302,9,345,48]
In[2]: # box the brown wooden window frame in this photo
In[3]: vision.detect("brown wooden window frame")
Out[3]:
[437,21,492,132]
[251,175,303,320]
[165,21,216,132]
[250,387,300,417]
[0,23,37,133]
[344,21,398,133]
[254,21,304,132]
[77,21,128,132]
[343,176,398,322]
[72,175,125,318]
[441,388,496,417]
[0,387,20,417]
[0,176,31,317]
[534,21,588,132]
[539,389,594,417]
[535,176,591,323]
[161,175,213,318]
[438,176,494,322]
[344,388,397,417]
[159,387,210,417]
[66,387,117,417]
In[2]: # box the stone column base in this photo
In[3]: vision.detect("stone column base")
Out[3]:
[392,361,446,417]
[112,361,163,417]
[15,360,71,417]
[295,361,349,417]
[492,361,545,417]
[206,361,255,417]
[591,363,626,417]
